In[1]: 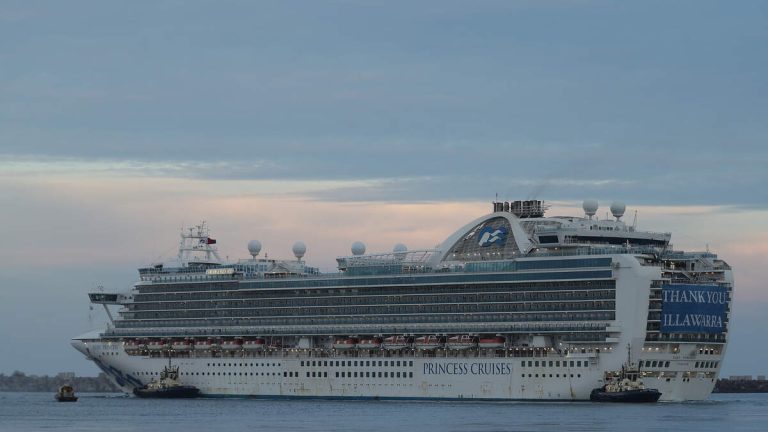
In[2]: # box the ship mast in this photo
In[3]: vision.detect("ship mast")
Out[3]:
[177,221,221,265]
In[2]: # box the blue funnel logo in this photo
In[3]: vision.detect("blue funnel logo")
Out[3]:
[477,227,507,247]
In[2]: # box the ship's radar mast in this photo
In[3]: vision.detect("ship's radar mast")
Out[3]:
[177,221,221,265]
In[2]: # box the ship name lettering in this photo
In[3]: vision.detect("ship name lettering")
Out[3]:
[422,362,511,376]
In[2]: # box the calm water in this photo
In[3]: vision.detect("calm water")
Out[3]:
[1,392,767,432]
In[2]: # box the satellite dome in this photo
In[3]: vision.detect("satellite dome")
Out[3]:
[351,241,366,256]
[393,243,408,253]
[610,202,626,220]
[247,240,262,258]
[292,241,307,260]
[582,199,599,219]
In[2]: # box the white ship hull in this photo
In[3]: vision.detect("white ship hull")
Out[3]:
[73,339,720,401]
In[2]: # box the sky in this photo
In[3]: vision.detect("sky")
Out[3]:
[0,0,766,377]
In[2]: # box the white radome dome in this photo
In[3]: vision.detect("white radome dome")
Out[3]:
[292,241,307,260]
[610,202,626,219]
[582,199,599,217]
[247,240,262,257]
[351,241,366,256]
[393,243,408,253]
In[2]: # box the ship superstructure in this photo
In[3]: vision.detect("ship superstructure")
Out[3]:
[73,201,732,401]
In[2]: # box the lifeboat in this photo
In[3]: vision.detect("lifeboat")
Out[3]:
[243,338,266,350]
[193,338,216,350]
[446,335,477,350]
[478,336,506,349]
[356,337,382,350]
[382,335,412,350]
[333,337,358,350]
[147,340,168,351]
[171,339,193,351]
[124,339,141,350]
[267,340,282,350]
[414,335,443,350]
[220,339,243,350]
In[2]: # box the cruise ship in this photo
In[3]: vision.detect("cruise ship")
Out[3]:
[72,200,732,401]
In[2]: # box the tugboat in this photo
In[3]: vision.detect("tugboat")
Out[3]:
[133,362,200,398]
[55,384,78,402]
[590,346,662,403]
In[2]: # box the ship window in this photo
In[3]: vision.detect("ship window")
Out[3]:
[335,372,339,377]
[556,361,560,367]
[366,361,370,367]
[410,361,413,367]
[577,361,581,367]
[384,372,389,377]
[366,372,370,377]
[639,361,644,368]
[535,361,539,367]
[324,372,328,377]
[570,361,575,367]
[354,361,358,367]
[665,361,670,368]
[378,372,382,377]
[324,361,328,367]
[306,372,310,377]
[283,372,287,377]
[300,361,304,366]
[521,361,525,368]
[379,361,383,366]
[354,372,358,377]
[397,372,401,378]
[409,372,413,378]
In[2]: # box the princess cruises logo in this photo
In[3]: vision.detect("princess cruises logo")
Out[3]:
[477,227,507,247]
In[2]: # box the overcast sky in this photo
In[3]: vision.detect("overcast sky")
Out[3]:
[1,0,766,377]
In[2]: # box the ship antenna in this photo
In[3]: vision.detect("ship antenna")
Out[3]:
[632,210,638,231]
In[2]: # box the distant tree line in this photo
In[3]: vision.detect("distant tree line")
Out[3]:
[0,371,119,392]
[714,378,768,393]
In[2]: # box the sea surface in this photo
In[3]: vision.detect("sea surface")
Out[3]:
[1,392,767,432]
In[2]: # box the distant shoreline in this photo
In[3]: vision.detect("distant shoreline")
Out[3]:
[0,371,119,393]
[713,379,768,393]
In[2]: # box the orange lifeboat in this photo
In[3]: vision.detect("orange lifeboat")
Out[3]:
[356,337,382,349]
[446,335,477,350]
[193,338,216,350]
[171,339,193,350]
[220,338,243,350]
[478,336,506,349]
[124,339,141,350]
[243,338,266,350]
[147,340,168,351]
[414,335,443,350]
[382,335,412,350]
[333,337,358,350]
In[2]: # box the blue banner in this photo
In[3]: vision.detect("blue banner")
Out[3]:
[661,284,728,333]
